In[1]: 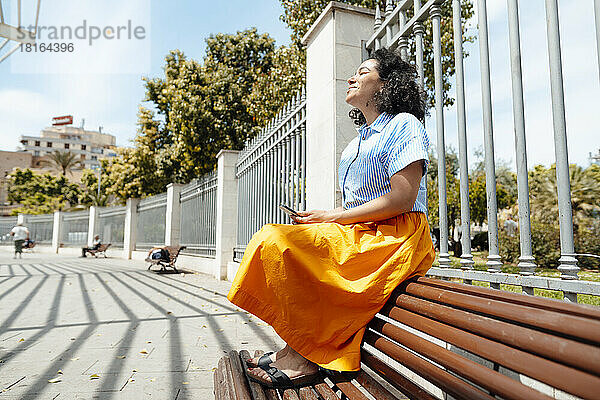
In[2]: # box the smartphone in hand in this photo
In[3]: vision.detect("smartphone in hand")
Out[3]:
[279,204,299,218]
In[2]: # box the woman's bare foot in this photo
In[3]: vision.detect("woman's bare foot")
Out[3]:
[247,346,319,385]
[246,344,290,368]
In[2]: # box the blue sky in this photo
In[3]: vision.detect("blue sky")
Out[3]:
[0,0,291,147]
[1,0,598,168]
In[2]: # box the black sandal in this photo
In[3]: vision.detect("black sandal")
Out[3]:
[246,351,274,370]
[247,365,321,389]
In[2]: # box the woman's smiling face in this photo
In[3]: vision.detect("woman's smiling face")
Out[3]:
[345,59,383,109]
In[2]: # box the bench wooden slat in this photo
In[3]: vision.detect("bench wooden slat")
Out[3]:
[214,358,223,399]
[417,277,600,320]
[337,382,370,400]
[403,280,600,344]
[239,350,270,400]
[223,355,239,399]
[393,292,600,376]
[365,331,498,400]
[360,350,436,400]
[282,389,301,399]
[298,386,319,400]
[369,318,552,400]
[379,304,600,400]
[313,382,342,400]
[229,350,254,400]
[354,370,398,400]
[216,357,233,400]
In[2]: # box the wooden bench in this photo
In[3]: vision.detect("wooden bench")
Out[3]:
[214,276,600,399]
[87,243,111,258]
[145,245,186,273]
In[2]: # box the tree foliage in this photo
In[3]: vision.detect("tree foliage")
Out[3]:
[103,29,303,200]
[78,169,109,207]
[7,169,82,214]
[499,164,600,269]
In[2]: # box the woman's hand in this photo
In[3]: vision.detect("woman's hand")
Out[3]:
[292,209,343,224]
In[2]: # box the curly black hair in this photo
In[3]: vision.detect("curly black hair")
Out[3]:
[349,47,427,126]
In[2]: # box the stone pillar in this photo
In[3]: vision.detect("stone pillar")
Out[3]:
[165,183,183,246]
[87,206,98,247]
[123,198,140,260]
[51,211,62,254]
[215,150,239,280]
[301,2,374,210]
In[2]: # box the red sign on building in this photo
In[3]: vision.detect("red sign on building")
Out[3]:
[52,115,73,126]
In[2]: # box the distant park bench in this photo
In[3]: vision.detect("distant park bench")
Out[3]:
[22,240,36,252]
[145,245,186,273]
[87,243,111,258]
[214,276,600,399]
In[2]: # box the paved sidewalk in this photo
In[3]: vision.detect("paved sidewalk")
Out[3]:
[0,249,283,399]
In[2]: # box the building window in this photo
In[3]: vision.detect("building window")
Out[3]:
[64,143,70,149]
[47,142,52,148]
[91,155,97,161]
[81,144,86,151]
[34,151,40,156]
[21,140,28,146]
[35,140,40,147]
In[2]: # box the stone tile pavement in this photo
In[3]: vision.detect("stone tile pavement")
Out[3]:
[0,249,284,399]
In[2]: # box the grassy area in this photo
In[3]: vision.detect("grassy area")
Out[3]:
[431,251,600,306]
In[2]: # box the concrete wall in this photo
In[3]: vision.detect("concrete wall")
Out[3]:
[302,2,374,210]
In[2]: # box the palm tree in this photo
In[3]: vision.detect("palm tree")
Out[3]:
[530,164,600,228]
[41,151,83,176]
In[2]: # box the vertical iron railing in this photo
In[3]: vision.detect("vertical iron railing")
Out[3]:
[364,0,585,301]
[476,0,502,281]
[24,214,54,244]
[234,88,306,261]
[95,206,126,248]
[179,171,218,257]
[61,210,89,246]
[0,216,17,243]
[135,193,167,250]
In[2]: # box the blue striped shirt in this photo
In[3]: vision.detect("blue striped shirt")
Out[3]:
[338,112,430,213]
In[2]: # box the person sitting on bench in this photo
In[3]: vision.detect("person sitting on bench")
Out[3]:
[81,235,101,257]
[228,48,435,389]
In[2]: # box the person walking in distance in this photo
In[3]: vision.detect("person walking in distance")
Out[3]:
[10,222,30,259]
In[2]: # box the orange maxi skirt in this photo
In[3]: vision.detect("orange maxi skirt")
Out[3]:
[227,212,435,371]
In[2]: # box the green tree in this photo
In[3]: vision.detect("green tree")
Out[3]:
[279,0,475,107]
[79,169,109,207]
[427,148,460,237]
[500,164,600,269]
[41,151,83,176]
[104,29,282,199]
[8,169,81,214]
[529,164,600,229]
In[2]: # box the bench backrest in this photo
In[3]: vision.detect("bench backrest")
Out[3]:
[363,276,600,400]
[96,243,110,252]
[163,245,186,263]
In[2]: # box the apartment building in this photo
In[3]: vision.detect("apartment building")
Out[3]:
[19,118,118,170]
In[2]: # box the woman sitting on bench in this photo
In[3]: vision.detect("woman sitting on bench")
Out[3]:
[228,48,435,389]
